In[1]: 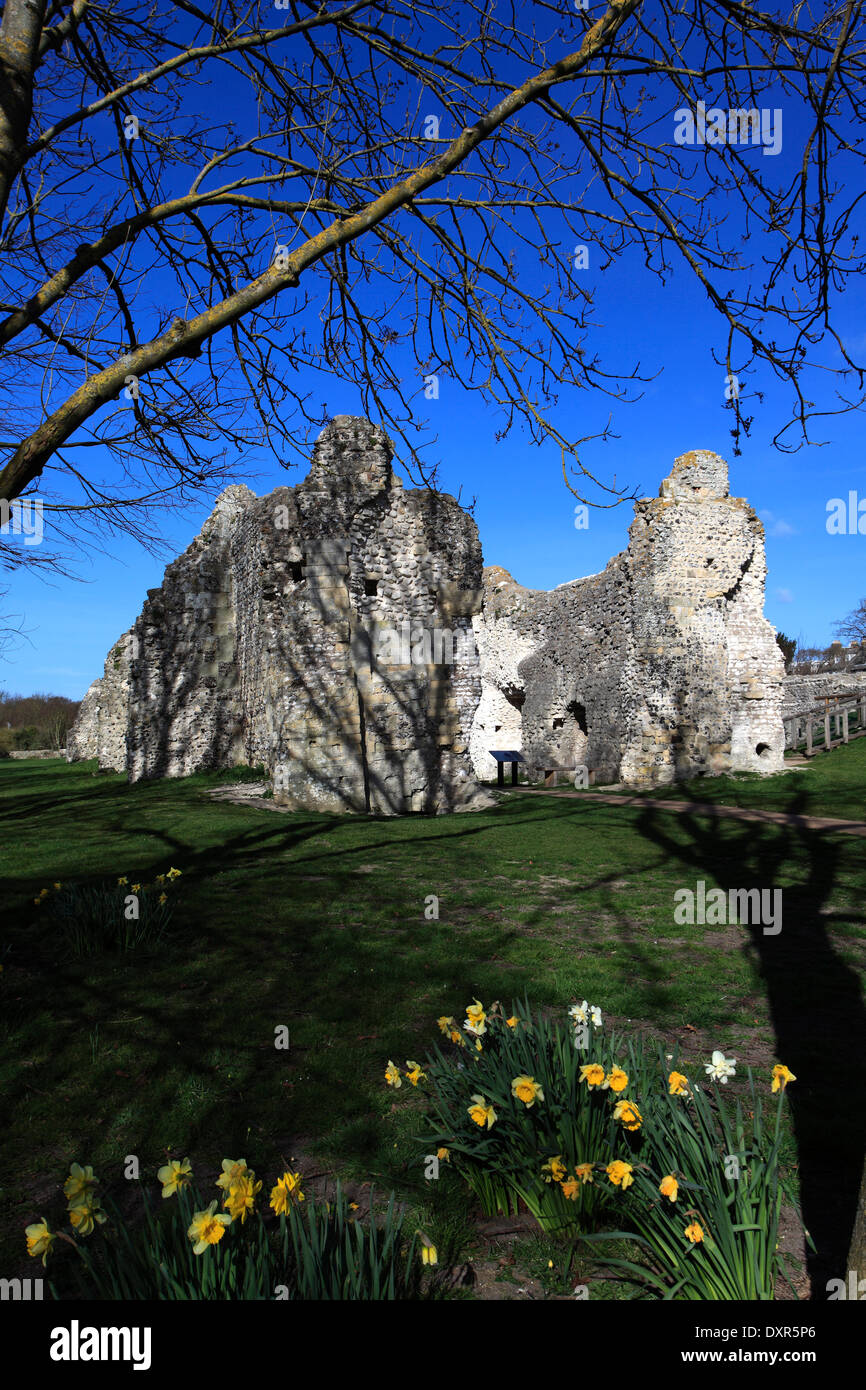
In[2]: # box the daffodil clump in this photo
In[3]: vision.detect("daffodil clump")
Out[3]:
[25,1155,419,1300]
[25,1162,108,1272]
[391,994,655,1234]
[597,1051,803,1300]
[387,993,803,1298]
[33,867,183,956]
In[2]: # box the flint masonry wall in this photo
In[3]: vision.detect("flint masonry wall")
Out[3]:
[70,418,484,814]
[69,435,786,804]
[469,450,786,787]
[66,630,135,769]
[782,671,866,715]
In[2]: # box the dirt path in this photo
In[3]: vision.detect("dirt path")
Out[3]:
[511,788,866,836]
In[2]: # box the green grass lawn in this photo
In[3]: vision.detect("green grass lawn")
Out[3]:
[572,736,866,821]
[1,754,864,1295]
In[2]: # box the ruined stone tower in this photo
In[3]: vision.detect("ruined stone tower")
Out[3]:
[69,417,484,813]
[469,449,785,786]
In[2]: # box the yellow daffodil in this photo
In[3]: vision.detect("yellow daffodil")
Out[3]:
[405,1060,426,1086]
[385,1059,402,1088]
[579,1063,605,1088]
[25,1218,54,1266]
[474,1038,483,1052]
[685,1221,705,1244]
[541,1155,567,1184]
[157,1157,193,1198]
[224,1172,262,1224]
[668,1071,690,1096]
[511,1075,544,1107]
[269,1171,304,1214]
[420,1243,438,1266]
[187,1200,231,1254]
[216,1158,248,1191]
[465,998,485,1025]
[33,897,42,906]
[156,874,166,885]
[69,1196,107,1237]
[464,998,486,1036]
[506,1016,519,1029]
[560,1176,580,1201]
[166,867,182,881]
[131,883,141,893]
[158,892,167,905]
[63,1163,98,1207]
[575,1163,594,1184]
[117,877,128,886]
[771,1064,796,1093]
[606,1160,634,1190]
[660,1175,679,1202]
[449,1027,467,1047]
[437,1016,454,1035]
[437,1147,450,1162]
[468,1094,496,1128]
[53,882,62,890]
[613,1098,643,1131]
[605,1067,629,1093]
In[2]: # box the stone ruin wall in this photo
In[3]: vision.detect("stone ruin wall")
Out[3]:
[66,630,134,770]
[69,429,786,804]
[227,418,484,812]
[469,450,786,787]
[125,486,248,784]
[69,418,484,814]
[781,671,866,716]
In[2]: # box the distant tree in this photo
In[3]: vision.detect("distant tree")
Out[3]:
[0,690,80,747]
[834,598,866,647]
[775,631,797,673]
[793,644,822,674]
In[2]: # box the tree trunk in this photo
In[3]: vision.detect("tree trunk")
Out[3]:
[847,1150,866,1284]
[0,0,47,230]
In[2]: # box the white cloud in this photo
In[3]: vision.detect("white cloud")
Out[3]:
[759,509,796,538]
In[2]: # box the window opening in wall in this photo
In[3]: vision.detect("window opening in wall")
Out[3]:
[364,577,378,597]
[289,559,305,581]
[567,700,588,734]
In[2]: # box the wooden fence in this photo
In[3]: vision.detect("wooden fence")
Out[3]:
[783,694,866,756]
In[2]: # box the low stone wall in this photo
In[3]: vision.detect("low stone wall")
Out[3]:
[8,749,66,760]
[782,672,866,715]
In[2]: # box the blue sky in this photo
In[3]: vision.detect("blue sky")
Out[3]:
[3,19,865,702]
[6,286,863,706]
